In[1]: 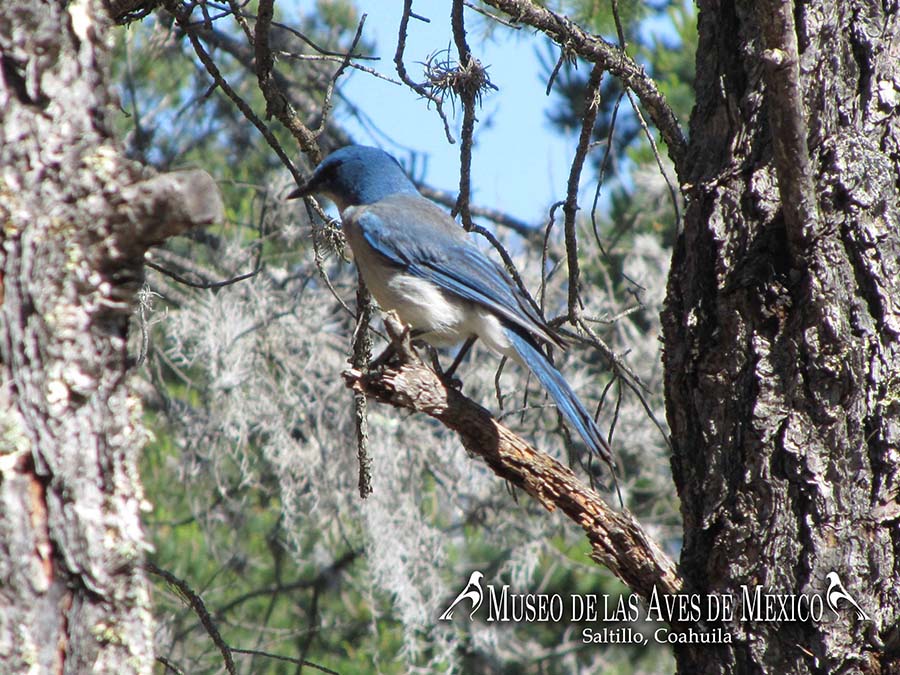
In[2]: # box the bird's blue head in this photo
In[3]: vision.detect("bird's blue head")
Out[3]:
[288,145,419,211]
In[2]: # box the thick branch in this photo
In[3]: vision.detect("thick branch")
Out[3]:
[121,169,224,250]
[480,0,686,176]
[756,0,819,261]
[343,343,681,599]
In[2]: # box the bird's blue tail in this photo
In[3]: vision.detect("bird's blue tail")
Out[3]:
[506,328,620,501]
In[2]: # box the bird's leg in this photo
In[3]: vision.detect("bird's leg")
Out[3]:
[426,336,477,390]
[444,335,477,379]
[425,345,447,376]
[429,348,463,390]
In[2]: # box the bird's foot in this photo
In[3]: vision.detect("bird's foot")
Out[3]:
[370,313,418,369]
[369,342,399,370]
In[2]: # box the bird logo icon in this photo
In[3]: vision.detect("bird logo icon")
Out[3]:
[825,572,869,621]
[439,571,485,621]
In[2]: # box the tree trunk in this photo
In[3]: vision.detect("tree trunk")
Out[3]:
[663,1,900,672]
[0,1,221,672]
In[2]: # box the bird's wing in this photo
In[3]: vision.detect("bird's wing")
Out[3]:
[354,196,561,346]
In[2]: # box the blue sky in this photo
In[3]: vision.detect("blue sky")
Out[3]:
[332,0,579,224]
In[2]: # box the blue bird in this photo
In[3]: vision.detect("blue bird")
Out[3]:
[289,145,619,492]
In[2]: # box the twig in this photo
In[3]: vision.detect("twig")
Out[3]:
[265,15,378,59]
[145,562,236,675]
[611,0,627,50]
[450,0,476,225]
[170,2,303,183]
[280,51,400,85]
[147,562,342,674]
[573,317,672,451]
[624,87,682,235]
[418,185,537,237]
[200,1,379,60]
[545,45,574,96]
[145,232,263,290]
[178,21,352,149]
[540,201,564,313]
[589,90,624,251]
[314,14,368,137]
[212,549,359,617]
[394,0,455,143]
[155,656,186,674]
[469,223,544,322]
[463,0,522,29]
[145,261,259,290]
[563,62,604,319]
[224,0,253,43]
[306,208,356,319]
[479,0,687,177]
[352,274,374,498]
[254,0,320,161]
[231,647,340,674]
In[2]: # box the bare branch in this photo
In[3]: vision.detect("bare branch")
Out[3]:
[145,562,236,675]
[351,274,374,498]
[254,0,320,162]
[480,0,687,176]
[121,169,224,251]
[563,62,604,319]
[394,0,455,143]
[450,0,476,226]
[344,319,682,599]
[170,2,303,182]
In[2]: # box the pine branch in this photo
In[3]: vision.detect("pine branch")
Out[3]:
[344,317,682,600]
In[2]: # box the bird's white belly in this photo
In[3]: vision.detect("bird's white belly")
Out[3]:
[341,207,517,358]
[352,245,514,355]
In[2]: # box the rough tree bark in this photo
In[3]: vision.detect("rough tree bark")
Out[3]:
[0,0,222,672]
[663,1,900,672]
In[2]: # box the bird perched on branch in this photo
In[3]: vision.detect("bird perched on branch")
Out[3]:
[289,145,619,497]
